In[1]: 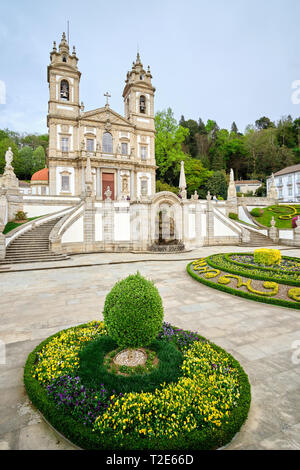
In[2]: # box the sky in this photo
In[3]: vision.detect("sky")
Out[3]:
[1,0,300,135]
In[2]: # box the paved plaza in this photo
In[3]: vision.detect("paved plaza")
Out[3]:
[0,246,300,450]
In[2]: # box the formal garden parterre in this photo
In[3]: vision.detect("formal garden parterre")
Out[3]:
[24,273,251,450]
[187,249,300,309]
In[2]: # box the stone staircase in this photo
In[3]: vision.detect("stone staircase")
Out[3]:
[0,217,69,264]
[240,229,279,247]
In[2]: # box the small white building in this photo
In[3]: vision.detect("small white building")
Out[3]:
[267,164,300,202]
[235,180,262,195]
[30,168,49,195]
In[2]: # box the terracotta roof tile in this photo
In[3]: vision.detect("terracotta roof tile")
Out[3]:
[31,168,49,181]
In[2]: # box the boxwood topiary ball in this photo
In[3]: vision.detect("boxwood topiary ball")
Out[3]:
[103,272,164,348]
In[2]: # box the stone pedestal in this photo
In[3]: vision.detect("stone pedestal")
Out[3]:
[293,219,300,246]
[83,197,95,252]
[103,199,113,248]
[206,192,214,245]
[0,219,5,259]
[5,189,23,221]
[226,198,238,218]
[268,216,279,243]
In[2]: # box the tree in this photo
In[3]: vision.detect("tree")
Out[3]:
[206,170,228,199]
[276,115,297,148]
[156,180,178,194]
[32,145,45,174]
[183,158,213,197]
[231,121,238,134]
[17,146,33,179]
[155,108,189,186]
[255,116,275,130]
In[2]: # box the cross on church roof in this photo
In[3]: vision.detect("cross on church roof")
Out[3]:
[104,91,111,106]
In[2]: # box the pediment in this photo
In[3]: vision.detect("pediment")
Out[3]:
[81,108,132,127]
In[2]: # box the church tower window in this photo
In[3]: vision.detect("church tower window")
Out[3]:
[61,137,69,152]
[141,146,147,160]
[60,80,69,101]
[139,95,146,114]
[103,132,113,153]
[86,138,94,152]
[121,143,128,155]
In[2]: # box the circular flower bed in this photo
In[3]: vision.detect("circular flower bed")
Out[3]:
[24,321,251,450]
[187,253,300,309]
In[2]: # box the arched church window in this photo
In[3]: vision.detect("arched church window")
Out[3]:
[60,80,69,101]
[102,132,113,153]
[62,55,67,63]
[139,95,146,114]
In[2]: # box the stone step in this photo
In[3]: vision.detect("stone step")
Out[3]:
[0,256,69,265]
[4,216,65,264]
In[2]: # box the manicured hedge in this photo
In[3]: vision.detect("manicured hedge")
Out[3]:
[187,262,300,310]
[78,335,183,394]
[207,253,300,287]
[24,322,251,450]
[103,273,164,348]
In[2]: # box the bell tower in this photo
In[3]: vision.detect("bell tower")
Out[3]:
[122,53,155,132]
[47,32,81,121]
[47,33,81,195]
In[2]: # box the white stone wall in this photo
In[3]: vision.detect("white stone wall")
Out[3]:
[61,216,84,243]
[114,212,131,241]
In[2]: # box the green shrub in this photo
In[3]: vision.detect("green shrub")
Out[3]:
[103,272,164,348]
[15,210,27,221]
[250,208,263,217]
[229,212,238,220]
[254,248,281,266]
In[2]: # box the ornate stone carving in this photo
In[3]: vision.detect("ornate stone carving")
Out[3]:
[104,185,112,201]
[5,147,13,167]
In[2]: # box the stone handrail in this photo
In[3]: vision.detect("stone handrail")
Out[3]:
[213,207,242,234]
[49,202,84,243]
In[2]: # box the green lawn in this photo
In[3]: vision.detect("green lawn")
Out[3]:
[3,217,41,234]
[252,205,300,228]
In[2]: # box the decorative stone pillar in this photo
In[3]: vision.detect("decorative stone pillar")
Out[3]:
[96,167,101,198]
[268,173,279,203]
[0,147,23,221]
[293,218,300,246]
[103,194,113,249]
[195,201,204,247]
[117,169,121,200]
[130,171,135,199]
[206,191,214,245]
[179,161,187,199]
[226,168,238,217]
[241,227,250,244]
[0,219,5,259]
[268,216,279,243]
[83,156,95,251]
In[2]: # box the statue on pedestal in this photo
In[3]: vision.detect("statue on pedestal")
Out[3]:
[104,186,112,201]
[0,147,19,190]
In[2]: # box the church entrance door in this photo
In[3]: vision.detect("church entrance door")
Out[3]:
[102,172,115,200]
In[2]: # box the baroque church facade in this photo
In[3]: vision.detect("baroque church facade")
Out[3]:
[46,33,156,200]
[1,32,252,259]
